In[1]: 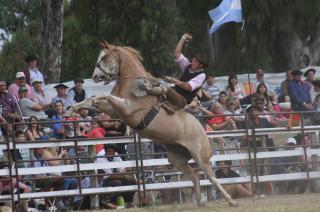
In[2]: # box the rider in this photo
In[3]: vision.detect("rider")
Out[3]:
[148,33,207,110]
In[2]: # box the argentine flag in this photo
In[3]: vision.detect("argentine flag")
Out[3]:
[208,0,243,34]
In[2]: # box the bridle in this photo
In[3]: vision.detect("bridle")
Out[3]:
[95,48,122,82]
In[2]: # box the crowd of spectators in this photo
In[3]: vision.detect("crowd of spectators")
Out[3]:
[0,54,319,210]
[0,56,137,211]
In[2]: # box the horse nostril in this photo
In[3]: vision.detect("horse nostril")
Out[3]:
[93,75,97,79]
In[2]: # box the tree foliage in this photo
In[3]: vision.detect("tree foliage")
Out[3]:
[0,0,320,83]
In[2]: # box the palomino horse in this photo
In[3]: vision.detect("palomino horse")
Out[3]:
[70,41,237,206]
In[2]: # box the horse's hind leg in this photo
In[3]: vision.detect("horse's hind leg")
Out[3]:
[197,160,238,207]
[165,146,204,206]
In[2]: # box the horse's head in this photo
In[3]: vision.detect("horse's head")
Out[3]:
[92,41,121,84]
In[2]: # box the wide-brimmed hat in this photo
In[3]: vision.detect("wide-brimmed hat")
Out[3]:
[18,86,28,93]
[192,53,208,68]
[25,55,37,63]
[16,72,25,79]
[304,68,316,77]
[74,78,84,83]
[291,70,303,76]
[54,83,69,89]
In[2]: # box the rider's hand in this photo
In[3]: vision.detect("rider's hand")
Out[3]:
[164,76,173,83]
[182,33,192,42]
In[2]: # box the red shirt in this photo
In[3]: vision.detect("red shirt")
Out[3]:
[84,127,106,153]
[207,113,225,125]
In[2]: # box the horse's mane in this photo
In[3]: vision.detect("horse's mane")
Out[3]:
[121,46,143,62]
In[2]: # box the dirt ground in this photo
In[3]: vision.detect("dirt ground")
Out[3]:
[88,193,320,212]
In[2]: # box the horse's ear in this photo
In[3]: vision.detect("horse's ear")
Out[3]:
[99,40,110,49]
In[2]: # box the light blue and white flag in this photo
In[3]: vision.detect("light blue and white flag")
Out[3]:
[208,0,243,34]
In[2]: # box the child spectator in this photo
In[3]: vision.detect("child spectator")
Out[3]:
[77,106,92,134]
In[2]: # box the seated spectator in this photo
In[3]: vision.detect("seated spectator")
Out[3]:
[8,72,35,101]
[22,55,44,85]
[0,162,31,211]
[215,160,252,199]
[18,86,46,118]
[16,130,32,169]
[51,101,65,139]
[0,80,20,121]
[201,102,237,131]
[304,68,316,88]
[239,106,275,149]
[64,112,81,139]
[52,83,76,111]
[68,78,88,103]
[33,147,76,211]
[32,79,51,112]
[279,69,293,102]
[99,145,137,209]
[83,115,107,157]
[225,74,245,100]
[217,91,228,112]
[25,116,45,141]
[184,96,206,128]
[202,74,220,101]
[273,138,307,194]
[77,106,92,134]
[225,98,244,122]
[253,68,272,92]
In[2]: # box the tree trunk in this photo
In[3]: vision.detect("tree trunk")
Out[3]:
[40,0,64,83]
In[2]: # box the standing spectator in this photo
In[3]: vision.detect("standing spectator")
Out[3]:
[215,160,252,199]
[52,83,76,111]
[311,80,320,124]
[18,86,46,118]
[8,72,35,101]
[304,68,316,87]
[22,55,44,85]
[288,70,312,111]
[202,74,220,100]
[225,74,245,100]
[280,69,293,101]
[304,68,316,101]
[68,78,88,103]
[0,80,20,121]
[32,79,51,109]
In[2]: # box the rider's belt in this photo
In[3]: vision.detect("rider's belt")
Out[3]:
[135,106,159,131]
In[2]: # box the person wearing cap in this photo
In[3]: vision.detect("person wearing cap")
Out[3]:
[32,79,51,112]
[287,69,312,111]
[8,72,35,101]
[67,78,88,103]
[18,86,46,118]
[22,55,44,85]
[146,33,207,109]
[52,83,76,111]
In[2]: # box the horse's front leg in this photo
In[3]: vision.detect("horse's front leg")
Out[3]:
[93,95,137,116]
[65,96,107,116]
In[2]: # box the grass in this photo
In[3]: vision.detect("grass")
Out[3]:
[87,193,320,212]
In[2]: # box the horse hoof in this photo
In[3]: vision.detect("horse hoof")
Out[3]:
[228,200,239,207]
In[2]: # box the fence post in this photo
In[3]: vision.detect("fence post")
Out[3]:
[88,141,99,209]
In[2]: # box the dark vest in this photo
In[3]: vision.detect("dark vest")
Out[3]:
[71,87,85,103]
[174,65,204,103]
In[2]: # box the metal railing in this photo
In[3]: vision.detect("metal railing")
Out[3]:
[0,110,319,211]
